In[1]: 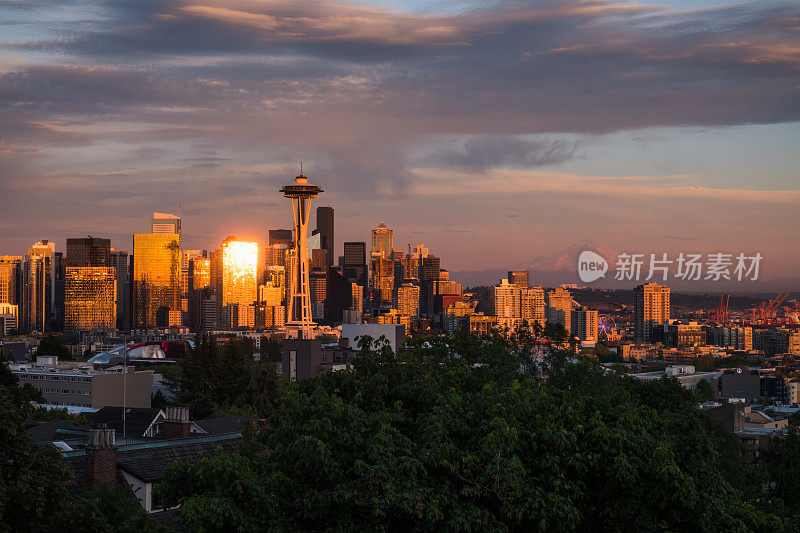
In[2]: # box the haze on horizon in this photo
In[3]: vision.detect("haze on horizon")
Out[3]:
[0,0,798,283]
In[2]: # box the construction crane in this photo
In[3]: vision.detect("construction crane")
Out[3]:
[750,292,790,324]
[711,294,729,325]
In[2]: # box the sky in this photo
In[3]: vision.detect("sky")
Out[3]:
[0,0,798,285]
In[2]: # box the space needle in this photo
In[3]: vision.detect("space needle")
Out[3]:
[281,164,323,339]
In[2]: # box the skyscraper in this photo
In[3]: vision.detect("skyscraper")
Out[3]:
[132,233,181,329]
[634,282,671,343]
[508,271,530,289]
[188,256,212,332]
[23,241,55,332]
[0,256,21,307]
[65,237,111,267]
[281,169,323,339]
[316,206,334,269]
[64,267,116,332]
[221,239,258,328]
[151,212,181,237]
[182,249,203,323]
[371,221,393,260]
[109,248,129,331]
[343,241,367,287]
[268,229,293,246]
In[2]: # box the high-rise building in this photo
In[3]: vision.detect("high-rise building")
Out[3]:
[324,268,351,324]
[492,278,545,334]
[418,254,440,318]
[634,282,671,343]
[265,265,286,288]
[571,306,598,342]
[65,237,111,267]
[281,170,323,339]
[109,249,129,331]
[397,283,421,318]
[493,279,521,332]
[370,257,394,308]
[265,244,288,269]
[221,239,258,328]
[520,286,546,329]
[351,283,364,314]
[508,271,530,289]
[151,212,181,237]
[132,233,181,329]
[268,229,293,246]
[0,256,21,307]
[64,267,116,333]
[23,241,55,332]
[316,206,334,269]
[371,222,393,260]
[343,242,367,287]
[0,303,18,335]
[309,269,327,321]
[188,256,211,332]
[547,287,573,335]
[182,249,203,323]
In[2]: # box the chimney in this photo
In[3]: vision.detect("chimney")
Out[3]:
[161,406,191,439]
[86,428,117,486]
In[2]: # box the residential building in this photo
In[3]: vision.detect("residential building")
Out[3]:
[571,306,598,342]
[548,287,573,335]
[634,282,670,343]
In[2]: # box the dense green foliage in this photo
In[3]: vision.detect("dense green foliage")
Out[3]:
[168,335,282,419]
[35,335,72,360]
[160,334,783,531]
[0,365,163,532]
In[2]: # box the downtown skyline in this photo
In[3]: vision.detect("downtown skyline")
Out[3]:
[1,0,798,283]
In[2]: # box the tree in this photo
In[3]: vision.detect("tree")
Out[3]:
[695,378,716,403]
[0,388,88,530]
[169,335,281,419]
[160,336,780,531]
[35,335,71,360]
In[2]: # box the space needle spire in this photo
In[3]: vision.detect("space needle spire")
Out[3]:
[280,165,323,339]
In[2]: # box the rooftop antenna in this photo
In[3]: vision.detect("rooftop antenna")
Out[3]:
[300,161,303,176]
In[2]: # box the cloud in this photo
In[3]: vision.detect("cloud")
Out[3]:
[0,0,798,266]
[420,137,578,172]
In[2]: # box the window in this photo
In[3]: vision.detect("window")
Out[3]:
[62,389,70,394]
[51,376,59,381]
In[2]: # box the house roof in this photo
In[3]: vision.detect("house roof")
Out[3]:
[87,407,164,437]
[193,416,258,435]
[26,419,91,443]
[116,434,242,483]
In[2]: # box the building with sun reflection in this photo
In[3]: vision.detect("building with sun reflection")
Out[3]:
[64,267,116,332]
[133,233,181,329]
[221,238,258,328]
